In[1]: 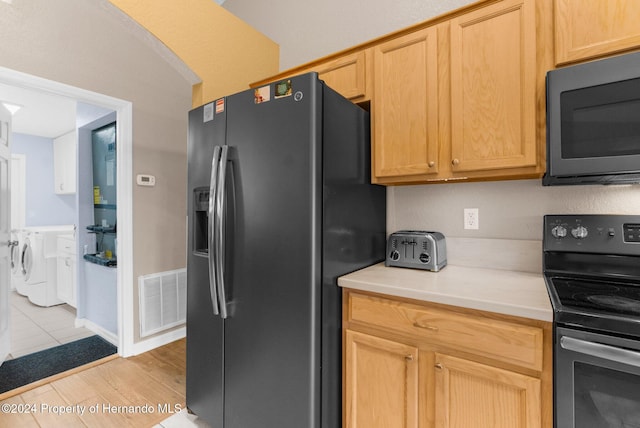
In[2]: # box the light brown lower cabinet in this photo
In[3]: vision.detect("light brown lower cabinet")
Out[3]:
[343,290,552,428]
[345,330,419,428]
[434,354,540,428]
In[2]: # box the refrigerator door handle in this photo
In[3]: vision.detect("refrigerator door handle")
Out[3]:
[215,145,229,319]
[208,145,222,316]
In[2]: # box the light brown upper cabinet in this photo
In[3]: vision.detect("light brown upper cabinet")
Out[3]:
[372,0,543,184]
[314,51,369,101]
[252,0,549,186]
[372,28,439,180]
[250,50,371,103]
[555,0,640,65]
[448,0,537,174]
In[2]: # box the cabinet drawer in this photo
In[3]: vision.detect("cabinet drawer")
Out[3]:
[57,237,76,254]
[348,293,543,371]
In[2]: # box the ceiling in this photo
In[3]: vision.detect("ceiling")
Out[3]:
[0,82,113,139]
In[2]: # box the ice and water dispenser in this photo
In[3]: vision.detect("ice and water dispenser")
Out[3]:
[193,188,209,256]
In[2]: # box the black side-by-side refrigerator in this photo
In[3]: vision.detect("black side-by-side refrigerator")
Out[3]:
[186,73,386,428]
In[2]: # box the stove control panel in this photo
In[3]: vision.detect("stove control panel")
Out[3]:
[623,223,640,243]
[544,215,640,255]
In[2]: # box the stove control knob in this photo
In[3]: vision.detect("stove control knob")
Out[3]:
[551,225,567,238]
[571,226,588,239]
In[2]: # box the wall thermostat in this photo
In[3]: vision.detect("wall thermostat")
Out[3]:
[136,174,156,186]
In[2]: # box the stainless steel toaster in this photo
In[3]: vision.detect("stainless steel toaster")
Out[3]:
[385,231,447,271]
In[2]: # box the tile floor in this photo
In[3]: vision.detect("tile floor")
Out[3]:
[7,290,94,360]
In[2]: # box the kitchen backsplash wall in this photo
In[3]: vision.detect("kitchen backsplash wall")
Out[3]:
[388,180,640,272]
[389,179,640,241]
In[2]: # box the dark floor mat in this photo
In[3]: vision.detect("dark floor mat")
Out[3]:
[0,335,117,394]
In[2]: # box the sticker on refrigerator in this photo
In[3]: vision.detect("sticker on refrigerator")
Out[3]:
[215,98,225,114]
[254,86,271,104]
[203,103,214,122]
[274,79,292,99]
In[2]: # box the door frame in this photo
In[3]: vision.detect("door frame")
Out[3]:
[1,103,12,364]
[0,66,134,357]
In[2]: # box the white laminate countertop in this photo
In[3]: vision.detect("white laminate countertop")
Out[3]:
[338,263,553,322]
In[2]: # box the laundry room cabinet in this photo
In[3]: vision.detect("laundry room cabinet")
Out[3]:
[56,234,76,307]
[53,130,77,195]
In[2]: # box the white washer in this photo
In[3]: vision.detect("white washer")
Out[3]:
[20,225,75,307]
[22,233,46,285]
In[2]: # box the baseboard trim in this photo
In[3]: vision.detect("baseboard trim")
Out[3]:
[75,318,119,348]
[128,327,186,357]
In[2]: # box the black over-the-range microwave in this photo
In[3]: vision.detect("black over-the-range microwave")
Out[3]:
[544,51,640,185]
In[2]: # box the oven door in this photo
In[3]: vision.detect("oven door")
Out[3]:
[555,326,640,428]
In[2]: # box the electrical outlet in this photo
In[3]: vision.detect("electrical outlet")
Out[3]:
[464,208,479,230]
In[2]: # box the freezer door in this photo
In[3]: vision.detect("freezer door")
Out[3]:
[186,104,226,426]
[222,74,323,428]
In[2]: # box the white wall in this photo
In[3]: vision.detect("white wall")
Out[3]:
[390,179,640,240]
[11,133,76,227]
[0,0,193,343]
[224,0,640,253]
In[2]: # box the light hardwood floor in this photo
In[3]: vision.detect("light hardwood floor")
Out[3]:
[0,338,191,427]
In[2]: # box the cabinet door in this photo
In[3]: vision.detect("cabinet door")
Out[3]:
[372,27,439,180]
[555,0,640,65]
[53,130,77,194]
[56,256,71,304]
[317,51,368,101]
[449,0,536,173]
[345,330,418,428]
[435,353,541,428]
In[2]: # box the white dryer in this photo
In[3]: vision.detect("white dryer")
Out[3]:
[20,225,74,307]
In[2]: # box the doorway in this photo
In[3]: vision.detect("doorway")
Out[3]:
[0,66,134,362]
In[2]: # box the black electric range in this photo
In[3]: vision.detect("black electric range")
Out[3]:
[543,214,640,428]
[544,215,640,337]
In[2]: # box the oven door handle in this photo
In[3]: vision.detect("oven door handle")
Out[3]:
[561,336,640,368]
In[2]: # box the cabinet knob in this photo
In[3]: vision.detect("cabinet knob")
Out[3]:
[435,363,443,370]
[405,354,414,362]
[428,161,435,168]
[452,158,460,166]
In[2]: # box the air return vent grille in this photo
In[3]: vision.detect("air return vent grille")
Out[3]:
[138,268,186,338]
